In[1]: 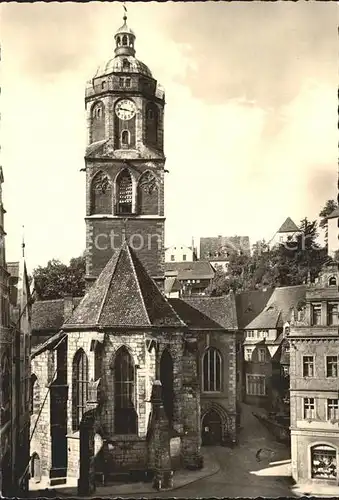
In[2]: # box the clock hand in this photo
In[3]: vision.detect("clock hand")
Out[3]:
[120,107,132,112]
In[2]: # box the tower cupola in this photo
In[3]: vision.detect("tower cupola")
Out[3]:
[114,12,136,57]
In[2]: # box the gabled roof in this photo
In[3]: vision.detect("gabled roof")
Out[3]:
[169,298,225,330]
[64,242,185,329]
[235,288,274,329]
[277,217,299,233]
[164,261,215,280]
[32,297,82,332]
[164,276,182,295]
[327,206,339,219]
[245,285,306,330]
[181,294,238,330]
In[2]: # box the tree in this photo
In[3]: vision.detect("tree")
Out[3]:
[33,255,86,300]
[206,218,327,297]
[319,199,338,245]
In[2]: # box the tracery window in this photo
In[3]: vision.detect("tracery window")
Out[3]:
[202,348,222,392]
[114,347,137,434]
[117,170,133,214]
[72,349,89,431]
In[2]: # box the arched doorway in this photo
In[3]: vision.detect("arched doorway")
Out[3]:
[31,453,41,483]
[202,410,222,445]
[160,349,174,426]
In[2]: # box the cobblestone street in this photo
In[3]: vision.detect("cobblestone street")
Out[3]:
[118,404,296,498]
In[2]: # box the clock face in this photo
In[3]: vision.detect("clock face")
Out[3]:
[115,99,136,120]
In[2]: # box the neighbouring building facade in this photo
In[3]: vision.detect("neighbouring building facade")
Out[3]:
[164,261,215,297]
[0,166,12,496]
[200,235,251,272]
[269,217,300,249]
[0,168,32,496]
[165,243,198,263]
[243,285,306,411]
[289,263,339,486]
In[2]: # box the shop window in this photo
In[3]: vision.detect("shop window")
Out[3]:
[311,445,337,480]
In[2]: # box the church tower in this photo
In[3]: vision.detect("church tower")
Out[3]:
[84,12,166,288]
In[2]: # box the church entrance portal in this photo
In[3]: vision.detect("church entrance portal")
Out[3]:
[202,410,222,445]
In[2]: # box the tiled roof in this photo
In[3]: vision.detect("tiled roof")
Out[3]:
[277,217,299,233]
[32,331,67,359]
[32,297,82,332]
[65,243,185,328]
[164,261,215,280]
[169,299,224,330]
[182,294,238,330]
[327,207,339,219]
[164,277,182,295]
[245,285,306,330]
[235,288,274,329]
[200,236,251,259]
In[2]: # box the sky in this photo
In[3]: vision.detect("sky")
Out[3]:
[0,1,337,272]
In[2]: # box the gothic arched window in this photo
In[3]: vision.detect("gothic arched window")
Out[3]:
[137,171,158,215]
[145,102,158,147]
[91,101,105,143]
[72,349,89,431]
[91,171,112,215]
[1,352,10,425]
[160,349,174,425]
[202,348,222,392]
[114,347,137,434]
[116,170,133,215]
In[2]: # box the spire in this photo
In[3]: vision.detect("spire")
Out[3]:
[22,225,25,258]
[114,3,136,57]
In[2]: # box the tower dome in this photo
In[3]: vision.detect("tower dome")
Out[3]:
[92,10,152,79]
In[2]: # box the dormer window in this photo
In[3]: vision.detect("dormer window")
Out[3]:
[101,81,106,90]
[123,58,130,71]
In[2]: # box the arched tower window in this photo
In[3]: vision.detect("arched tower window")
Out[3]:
[329,276,337,286]
[1,352,10,425]
[121,129,130,147]
[91,101,105,143]
[72,349,89,431]
[160,349,174,425]
[202,348,222,392]
[91,171,112,215]
[116,169,133,215]
[145,102,159,147]
[137,171,158,215]
[122,35,128,46]
[114,346,137,434]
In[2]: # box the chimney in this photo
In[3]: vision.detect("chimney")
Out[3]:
[63,294,74,321]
